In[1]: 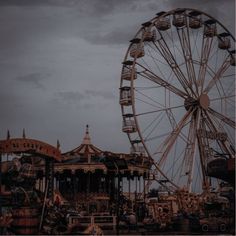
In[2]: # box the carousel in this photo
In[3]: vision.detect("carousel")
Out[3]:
[35,125,151,214]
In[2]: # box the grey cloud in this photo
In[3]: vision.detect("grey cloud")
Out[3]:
[56,89,115,105]
[0,0,150,27]
[55,91,85,106]
[0,0,74,7]
[0,0,234,154]
[0,92,24,107]
[0,0,137,12]
[79,0,235,45]
[85,90,115,100]
[0,0,140,48]
[15,73,49,89]
[56,91,85,104]
[165,0,235,33]
[82,27,135,45]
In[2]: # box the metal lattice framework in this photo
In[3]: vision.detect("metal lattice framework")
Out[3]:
[120,8,235,193]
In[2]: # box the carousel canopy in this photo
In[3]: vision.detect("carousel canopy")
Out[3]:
[63,125,102,161]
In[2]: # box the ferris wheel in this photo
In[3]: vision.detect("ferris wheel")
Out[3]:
[120,8,235,192]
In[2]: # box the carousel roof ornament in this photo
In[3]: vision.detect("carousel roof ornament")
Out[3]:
[63,125,102,159]
[57,140,61,150]
[82,125,91,145]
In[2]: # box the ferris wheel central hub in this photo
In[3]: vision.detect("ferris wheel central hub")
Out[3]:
[184,97,197,111]
[199,94,210,110]
[184,94,210,111]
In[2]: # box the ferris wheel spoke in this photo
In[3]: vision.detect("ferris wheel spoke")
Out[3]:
[154,109,194,167]
[136,63,187,98]
[135,97,162,109]
[176,27,198,96]
[135,88,166,109]
[197,36,214,93]
[210,94,235,102]
[143,113,165,141]
[135,104,185,117]
[211,96,235,108]
[183,114,198,191]
[191,27,201,61]
[152,38,195,96]
[165,109,189,143]
[208,107,235,128]
[203,56,231,93]
[196,112,210,190]
[166,147,186,181]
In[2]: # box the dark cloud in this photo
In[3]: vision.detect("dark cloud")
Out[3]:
[56,89,115,105]
[0,0,72,7]
[0,0,234,154]
[15,73,49,89]
[83,27,135,45]
[56,91,85,104]
[78,0,235,45]
[0,92,23,107]
[0,0,136,12]
[165,0,235,34]
[85,90,115,100]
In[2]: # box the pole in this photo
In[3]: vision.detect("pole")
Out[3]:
[0,153,2,216]
[39,180,49,231]
[143,177,146,202]
[128,177,131,200]
[116,173,120,235]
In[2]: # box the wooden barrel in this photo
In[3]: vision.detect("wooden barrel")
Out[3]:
[11,207,39,235]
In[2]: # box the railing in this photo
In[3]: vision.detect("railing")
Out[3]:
[68,215,116,231]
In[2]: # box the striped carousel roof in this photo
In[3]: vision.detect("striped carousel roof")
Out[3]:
[63,125,102,159]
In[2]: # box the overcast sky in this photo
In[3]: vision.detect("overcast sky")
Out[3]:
[0,0,235,153]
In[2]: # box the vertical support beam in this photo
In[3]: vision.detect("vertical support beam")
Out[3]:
[98,173,101,193]
[116,173,121,235]
[72,173,76,201]
[0,153,2,215]
[108,175,111,196]
[121,176,123,193]
[41,178,43,192]
[112,175,115,200]
[87,172,91,194]
[56,176,59,189]
[135,176,137,207]
[143,176,146,202]
[78,172,81,193]
[39,178,42,192]
[139,176,141,193]
[45,158,54,201]
[128,177,131,201]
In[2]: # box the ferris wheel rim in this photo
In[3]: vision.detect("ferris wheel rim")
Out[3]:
[120,8,235,192]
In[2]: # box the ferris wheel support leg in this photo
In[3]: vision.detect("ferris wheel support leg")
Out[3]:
[196,115,209,191]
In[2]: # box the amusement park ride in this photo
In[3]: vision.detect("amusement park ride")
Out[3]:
[120,8,235,194]
[0,8,235,235]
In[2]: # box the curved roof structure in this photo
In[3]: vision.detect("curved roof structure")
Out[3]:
[63,125,102,160]
[0,136,61,161]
